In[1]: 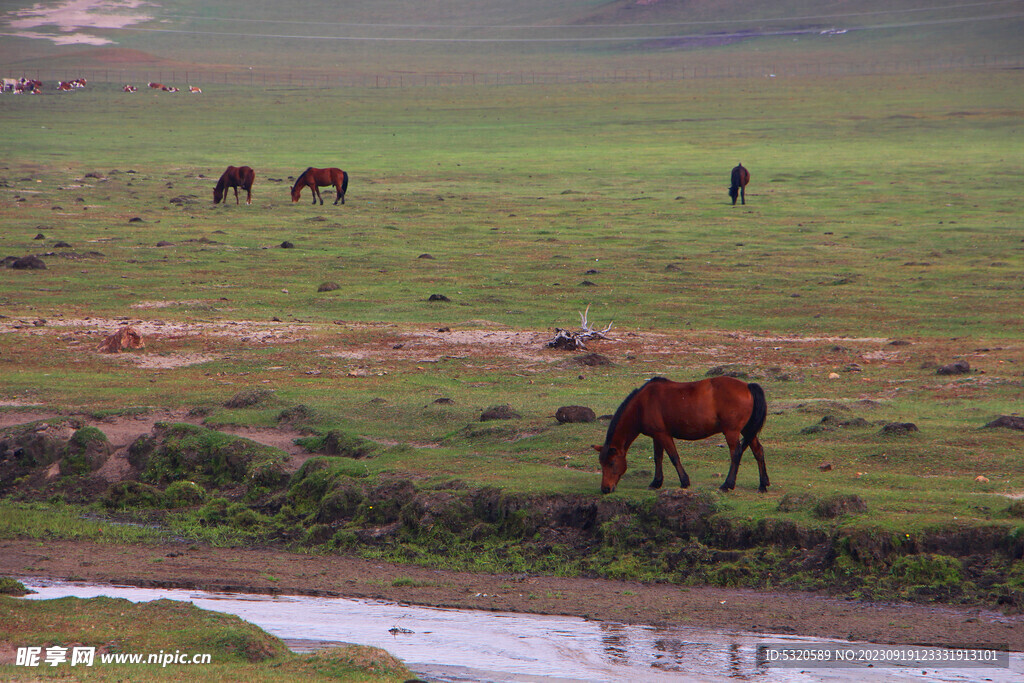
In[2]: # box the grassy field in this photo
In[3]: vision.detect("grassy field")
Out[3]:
[1,69,1021,522]
[0,0,1022,618]
[0,588,412,682]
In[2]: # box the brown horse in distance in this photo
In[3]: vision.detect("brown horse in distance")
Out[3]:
[213,165,255,205]
[291,167,348,205]
[593,376,768,494]
[729,163,750,205]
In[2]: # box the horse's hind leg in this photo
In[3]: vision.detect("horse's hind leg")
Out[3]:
[740,186,745,205]
[720,431,745,491]
[334,184,344,205]
[750,436,769,492]
[654,434,689,489]
[233,186,240,205]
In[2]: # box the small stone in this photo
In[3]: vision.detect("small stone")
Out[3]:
[937,360,970,375]
[555,406,596,423]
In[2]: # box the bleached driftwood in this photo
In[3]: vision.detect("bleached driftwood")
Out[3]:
[547,305,613,350]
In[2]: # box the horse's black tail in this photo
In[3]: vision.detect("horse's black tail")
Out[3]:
[341,170,349,195]
[739,383,766,451]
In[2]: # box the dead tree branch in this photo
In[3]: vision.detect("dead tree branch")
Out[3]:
[547,305,613,350]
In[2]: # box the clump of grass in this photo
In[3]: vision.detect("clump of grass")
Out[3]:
[296,430,379,459]
[224,388,275,409]
[163,480,208,508]
[0,500,166,543]
[0,577,30,596]
[133,423,288,496]
[102,481,164,509]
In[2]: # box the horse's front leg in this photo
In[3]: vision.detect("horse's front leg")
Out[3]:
[649,441,665,489]
[654,434,689,488]
[233,186,240,205]
[740,186,745,205]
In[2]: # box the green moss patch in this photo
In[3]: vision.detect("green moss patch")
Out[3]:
[132,423,288,497]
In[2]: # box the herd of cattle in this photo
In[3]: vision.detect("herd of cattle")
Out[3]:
[1,77,200,94]
[1,76,47,94]
[134,82,202,93]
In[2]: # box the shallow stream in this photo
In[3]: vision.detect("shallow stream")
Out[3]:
[21,580,1023,682]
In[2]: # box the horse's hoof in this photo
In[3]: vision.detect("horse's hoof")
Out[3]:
[719,482,735,492]
[648,480,663,490]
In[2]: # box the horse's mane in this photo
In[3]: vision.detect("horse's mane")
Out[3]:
[602,377,669,446]
[292,167,313,190]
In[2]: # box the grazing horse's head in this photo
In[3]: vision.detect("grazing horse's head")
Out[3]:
[213,186,223,204]
[593,443,627,494]
[290,179,303,202]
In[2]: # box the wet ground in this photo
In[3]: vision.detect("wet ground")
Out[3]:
[19,579,1024,683]
[2,539,1021,654]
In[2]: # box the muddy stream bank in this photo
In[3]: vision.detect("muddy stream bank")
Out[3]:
[2,539,1022,651]
[17,578,1024,683]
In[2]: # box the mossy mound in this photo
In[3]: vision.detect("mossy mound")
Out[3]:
[0,418,84,468]
[296,430,379,459]
[130,423,288,496]
[60,426,112,476]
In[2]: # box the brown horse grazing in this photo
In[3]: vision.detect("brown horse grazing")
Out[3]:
[214,165,256,205]
[593,376,768,494]
[291,167,348,205]
[729,163,750,205]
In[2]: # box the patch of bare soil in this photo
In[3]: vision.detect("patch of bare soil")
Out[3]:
[2,538,1021,651]
[3,316,313,344]
[0,315,903,372]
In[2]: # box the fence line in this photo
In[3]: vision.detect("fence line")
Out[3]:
[3,55,1021,89]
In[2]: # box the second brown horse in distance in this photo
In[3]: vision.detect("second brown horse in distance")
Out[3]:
[291,167,349,205]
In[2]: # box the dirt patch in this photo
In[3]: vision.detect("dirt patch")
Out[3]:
[120,353,219,369]
[2,538,1021,650]
[0,317,904,375]
[0,316,312,344]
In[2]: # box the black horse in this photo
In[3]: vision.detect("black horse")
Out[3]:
[729,163,750,205]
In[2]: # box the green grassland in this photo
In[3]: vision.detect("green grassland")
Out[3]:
[0,591,412,682]
[0,0,1023,614]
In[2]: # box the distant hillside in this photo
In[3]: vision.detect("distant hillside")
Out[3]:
[2,0,1021,76]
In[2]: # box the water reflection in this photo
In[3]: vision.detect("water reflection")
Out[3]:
[19,580,1022,683]
[599,622,630,664]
